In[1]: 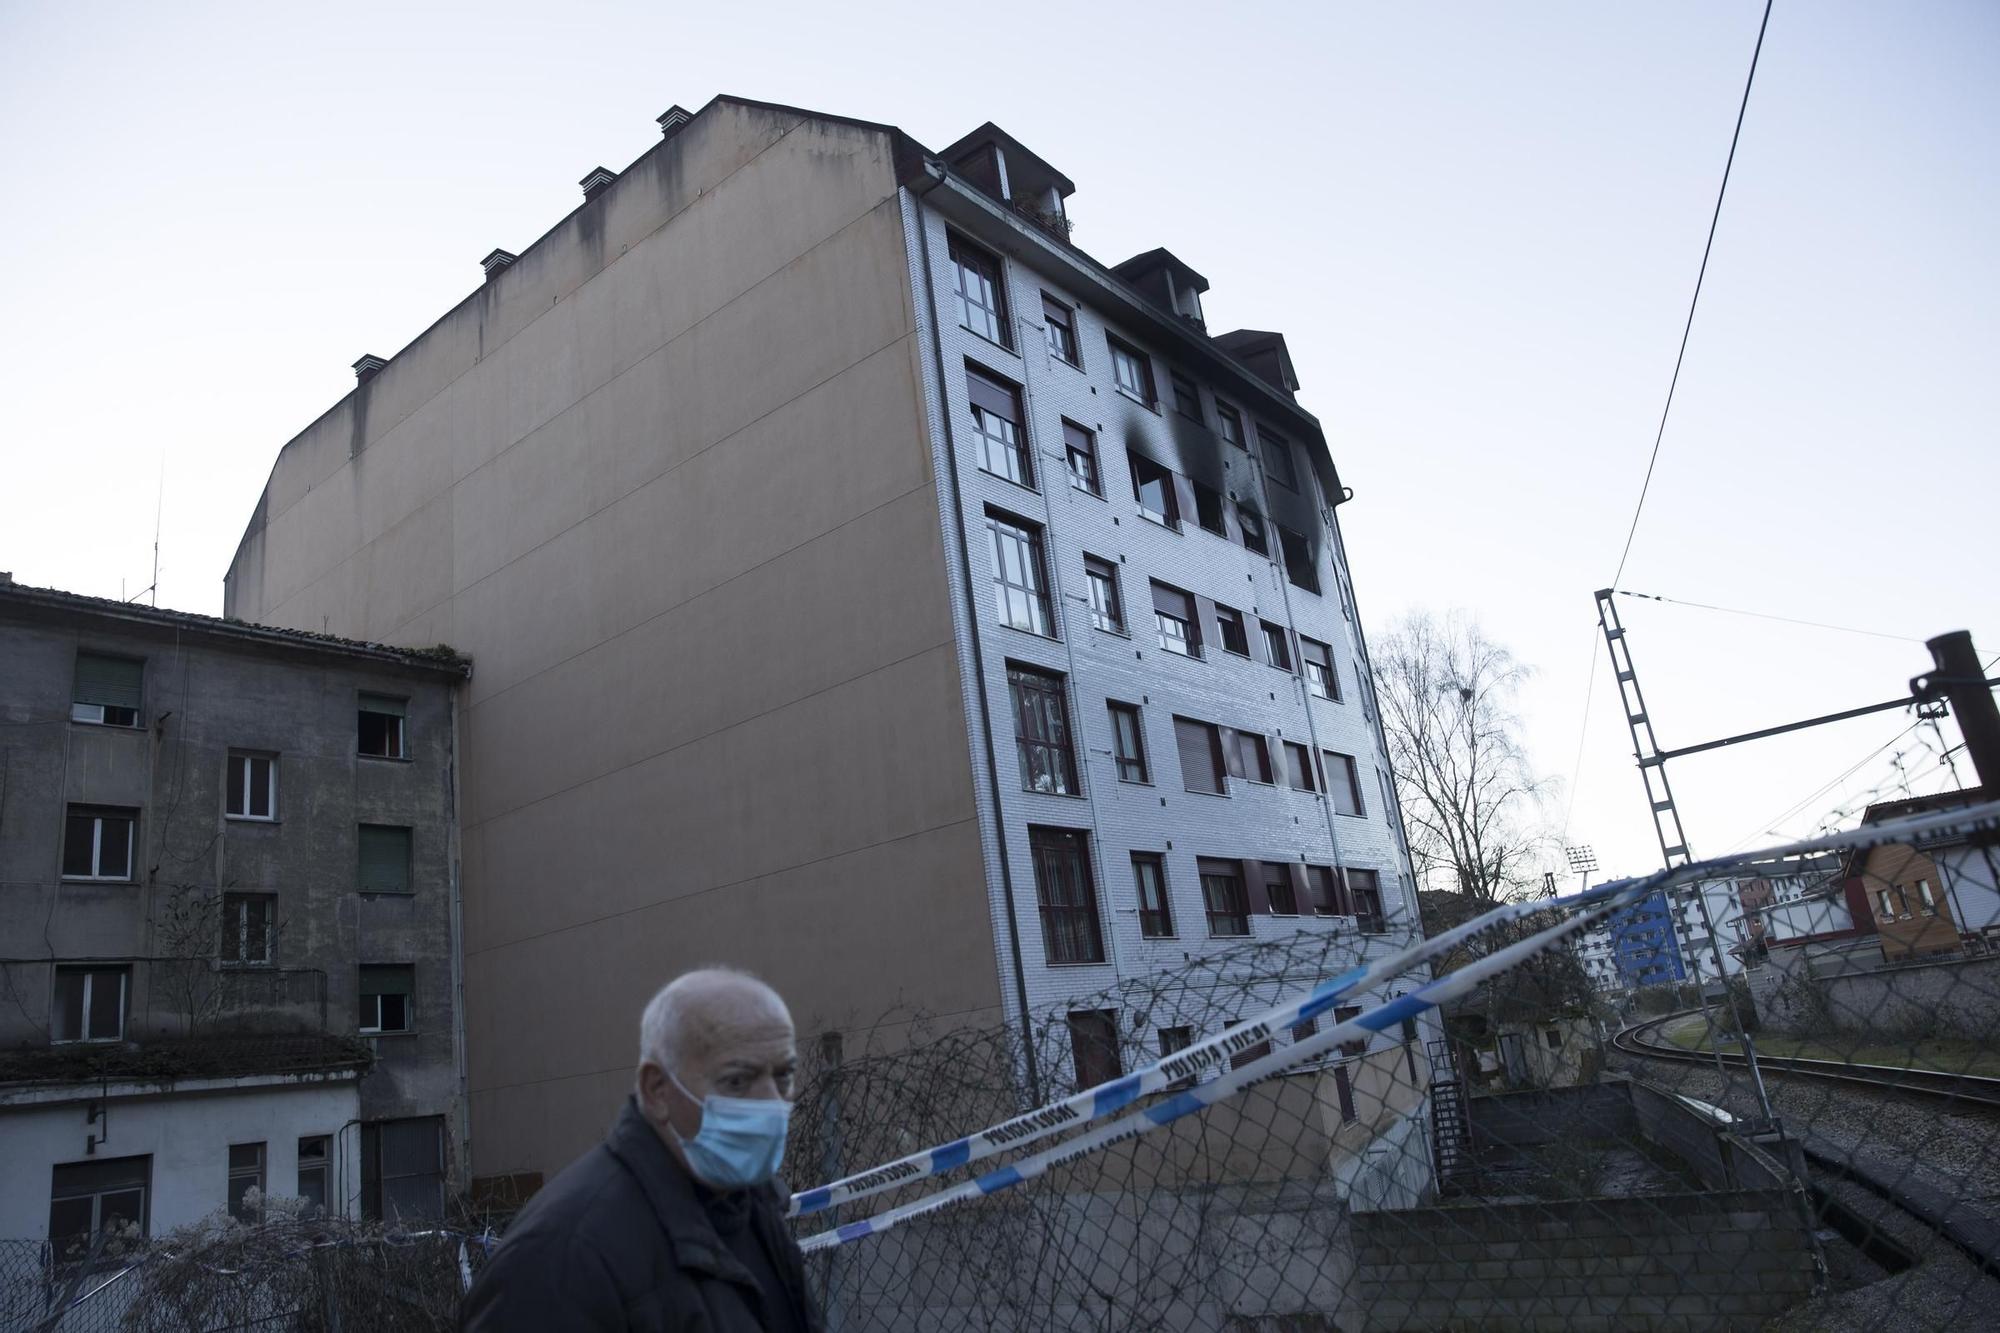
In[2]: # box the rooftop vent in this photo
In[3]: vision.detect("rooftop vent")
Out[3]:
[657,105,692,138]
[481,249,518,281]
[580,166,617,201]
[353,354,389,384]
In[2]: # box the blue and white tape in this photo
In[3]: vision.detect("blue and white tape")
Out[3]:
[789,801,2000,1247]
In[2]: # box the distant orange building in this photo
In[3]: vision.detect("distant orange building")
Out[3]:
[1852,788,1989,961]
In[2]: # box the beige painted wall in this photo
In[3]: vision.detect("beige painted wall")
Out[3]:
[227,101,1004,1178]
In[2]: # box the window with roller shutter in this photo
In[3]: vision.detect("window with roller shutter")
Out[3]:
[1152,581,1201,657]
[358,825,412,894]
[1173,717,1226,795]
[1198,857,1250,936]
[359,964,414,1033]
[71,653,143,727]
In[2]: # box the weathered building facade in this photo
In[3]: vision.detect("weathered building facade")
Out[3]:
[222,96,1423,1185]
[0,580,468,1245]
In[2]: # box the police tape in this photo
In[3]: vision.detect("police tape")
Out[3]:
[794,872,1659,1253]
[786,862,1675,1222]
[786,869,1644,1221]
[786,796,2000,1248]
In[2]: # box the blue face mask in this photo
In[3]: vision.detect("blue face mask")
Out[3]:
[666,1069,791,1190]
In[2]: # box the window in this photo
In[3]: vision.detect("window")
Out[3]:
[1067,1009,1122,1089]
[1110,703,1150,784]
[1235,731,1274,784]
[360,963,414,1034]
[361,1116,445,1222]
[1009,666,1077,796]
[1278,526,1319,593]
[71,653,142,727]
[358,694,407,759]
[1265,863,1299,916]
[1230,1038,1271,1071]
[226,751,277,820]
[1107,336,1155,405]
[1171,370,1203,422]
[1216,402,1246,450]
[1335,1004,1366,1057]
[1237,507,1269,557]
[1258,425,1298,490]
[1876,888,1895,920]
[1153,582,1201,658]
[1309,865,1343,915]
[1063,420,1099,494]
[950,234,1010,347]
[1333,1064,1356,1123]
[1132,853,1173,937]
[1349,869,1385,933]
[1199,858,1250,936]
[1174,717,1227,796]
[1084,555,1124,633]
[1325,751,1366,817]
[62,806,136,881]
[1159,1025,1195,1088]
[358,824,413,894]
[220,893,275,966]
[1292,1015,1318,1043]
[228,1143,266,1223]
[297,1137,331,1216]
[1215,603,1249,656]
[1043,294,1079,365]
[1284,742,1316,793]
[52,965,128,1043]
[967,366,1032,487]
[1916,879,1938,916]
[1301,638,1337,700]
[1192,480,1226,535]
[1544,1027,1564,1050]
[49,1157,149,1262]
[1260,621,1293,671]
[1029,827,1104,964]
[1130,453,1179,527]
[987,511,1056,637]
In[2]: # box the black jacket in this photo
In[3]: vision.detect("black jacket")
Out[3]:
[459,1100,823,1332]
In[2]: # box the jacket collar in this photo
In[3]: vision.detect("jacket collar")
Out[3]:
[605,1097,760,1287]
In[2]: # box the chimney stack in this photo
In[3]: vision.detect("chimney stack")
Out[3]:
[580,166,617,201]
[656,105,692,138]
[481,249,518,281]
[353,354,388,384]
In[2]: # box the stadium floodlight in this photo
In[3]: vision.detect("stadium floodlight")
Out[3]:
[1565,845,1599,874]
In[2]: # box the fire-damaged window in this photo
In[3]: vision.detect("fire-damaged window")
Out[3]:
[1236,506,1269,557]
[1130,453,1179,528]
[1257,424,1298,490]
[1278,525,1319,593]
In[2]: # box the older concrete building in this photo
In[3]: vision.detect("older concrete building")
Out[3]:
[0,580,468,1246]
[223,96,1423,1186]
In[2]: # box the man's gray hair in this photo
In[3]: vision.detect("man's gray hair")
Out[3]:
[636,965,777,1077]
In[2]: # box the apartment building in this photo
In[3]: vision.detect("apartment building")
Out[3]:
[0,580,467,1247]
[222,96,1421,1186]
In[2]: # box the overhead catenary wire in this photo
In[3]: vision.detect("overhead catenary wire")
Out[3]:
[1615,589,1927,644]
[1608,0,1775,590]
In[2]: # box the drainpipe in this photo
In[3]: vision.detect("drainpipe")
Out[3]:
[909,164,1041,1102]
[446,676,473,1194]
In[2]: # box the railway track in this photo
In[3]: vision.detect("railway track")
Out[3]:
[1612,1009,2000,1108]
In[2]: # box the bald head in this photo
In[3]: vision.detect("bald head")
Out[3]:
[635,969,798,1157]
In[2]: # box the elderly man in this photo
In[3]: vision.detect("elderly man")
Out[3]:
[461,967,822,1331]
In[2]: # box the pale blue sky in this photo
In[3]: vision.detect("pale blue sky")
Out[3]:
[2,0,1993,880]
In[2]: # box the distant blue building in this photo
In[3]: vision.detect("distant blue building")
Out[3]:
[1609,889,1686,988]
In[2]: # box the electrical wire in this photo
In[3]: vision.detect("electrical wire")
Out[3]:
[1609,0,1775,589]
[1614,589,1925,644]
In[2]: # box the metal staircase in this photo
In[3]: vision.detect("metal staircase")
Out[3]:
[1426,1039,1469,1182]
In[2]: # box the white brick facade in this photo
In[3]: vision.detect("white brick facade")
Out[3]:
[900,185,1428,1075]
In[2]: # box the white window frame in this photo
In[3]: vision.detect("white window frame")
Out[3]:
[63,809,135,882]
[220,893,275,967]
[52,967,127,1044]
[225,752,278,821]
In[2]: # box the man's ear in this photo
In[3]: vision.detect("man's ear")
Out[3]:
[637,1062,673,1123]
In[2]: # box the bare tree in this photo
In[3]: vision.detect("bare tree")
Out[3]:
[1374,612,1549,902]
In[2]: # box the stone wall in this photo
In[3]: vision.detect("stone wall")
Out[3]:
[1754,948,2000,1042]
[1350,1190,1814,1331]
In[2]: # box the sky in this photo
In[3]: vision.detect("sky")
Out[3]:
[2,0,1995,882]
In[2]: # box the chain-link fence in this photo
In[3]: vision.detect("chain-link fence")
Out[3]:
[10,802,1999,1332]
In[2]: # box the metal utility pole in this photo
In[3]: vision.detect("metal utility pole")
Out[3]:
[1915,632,2000,796]
[1595,590,1779,1129]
